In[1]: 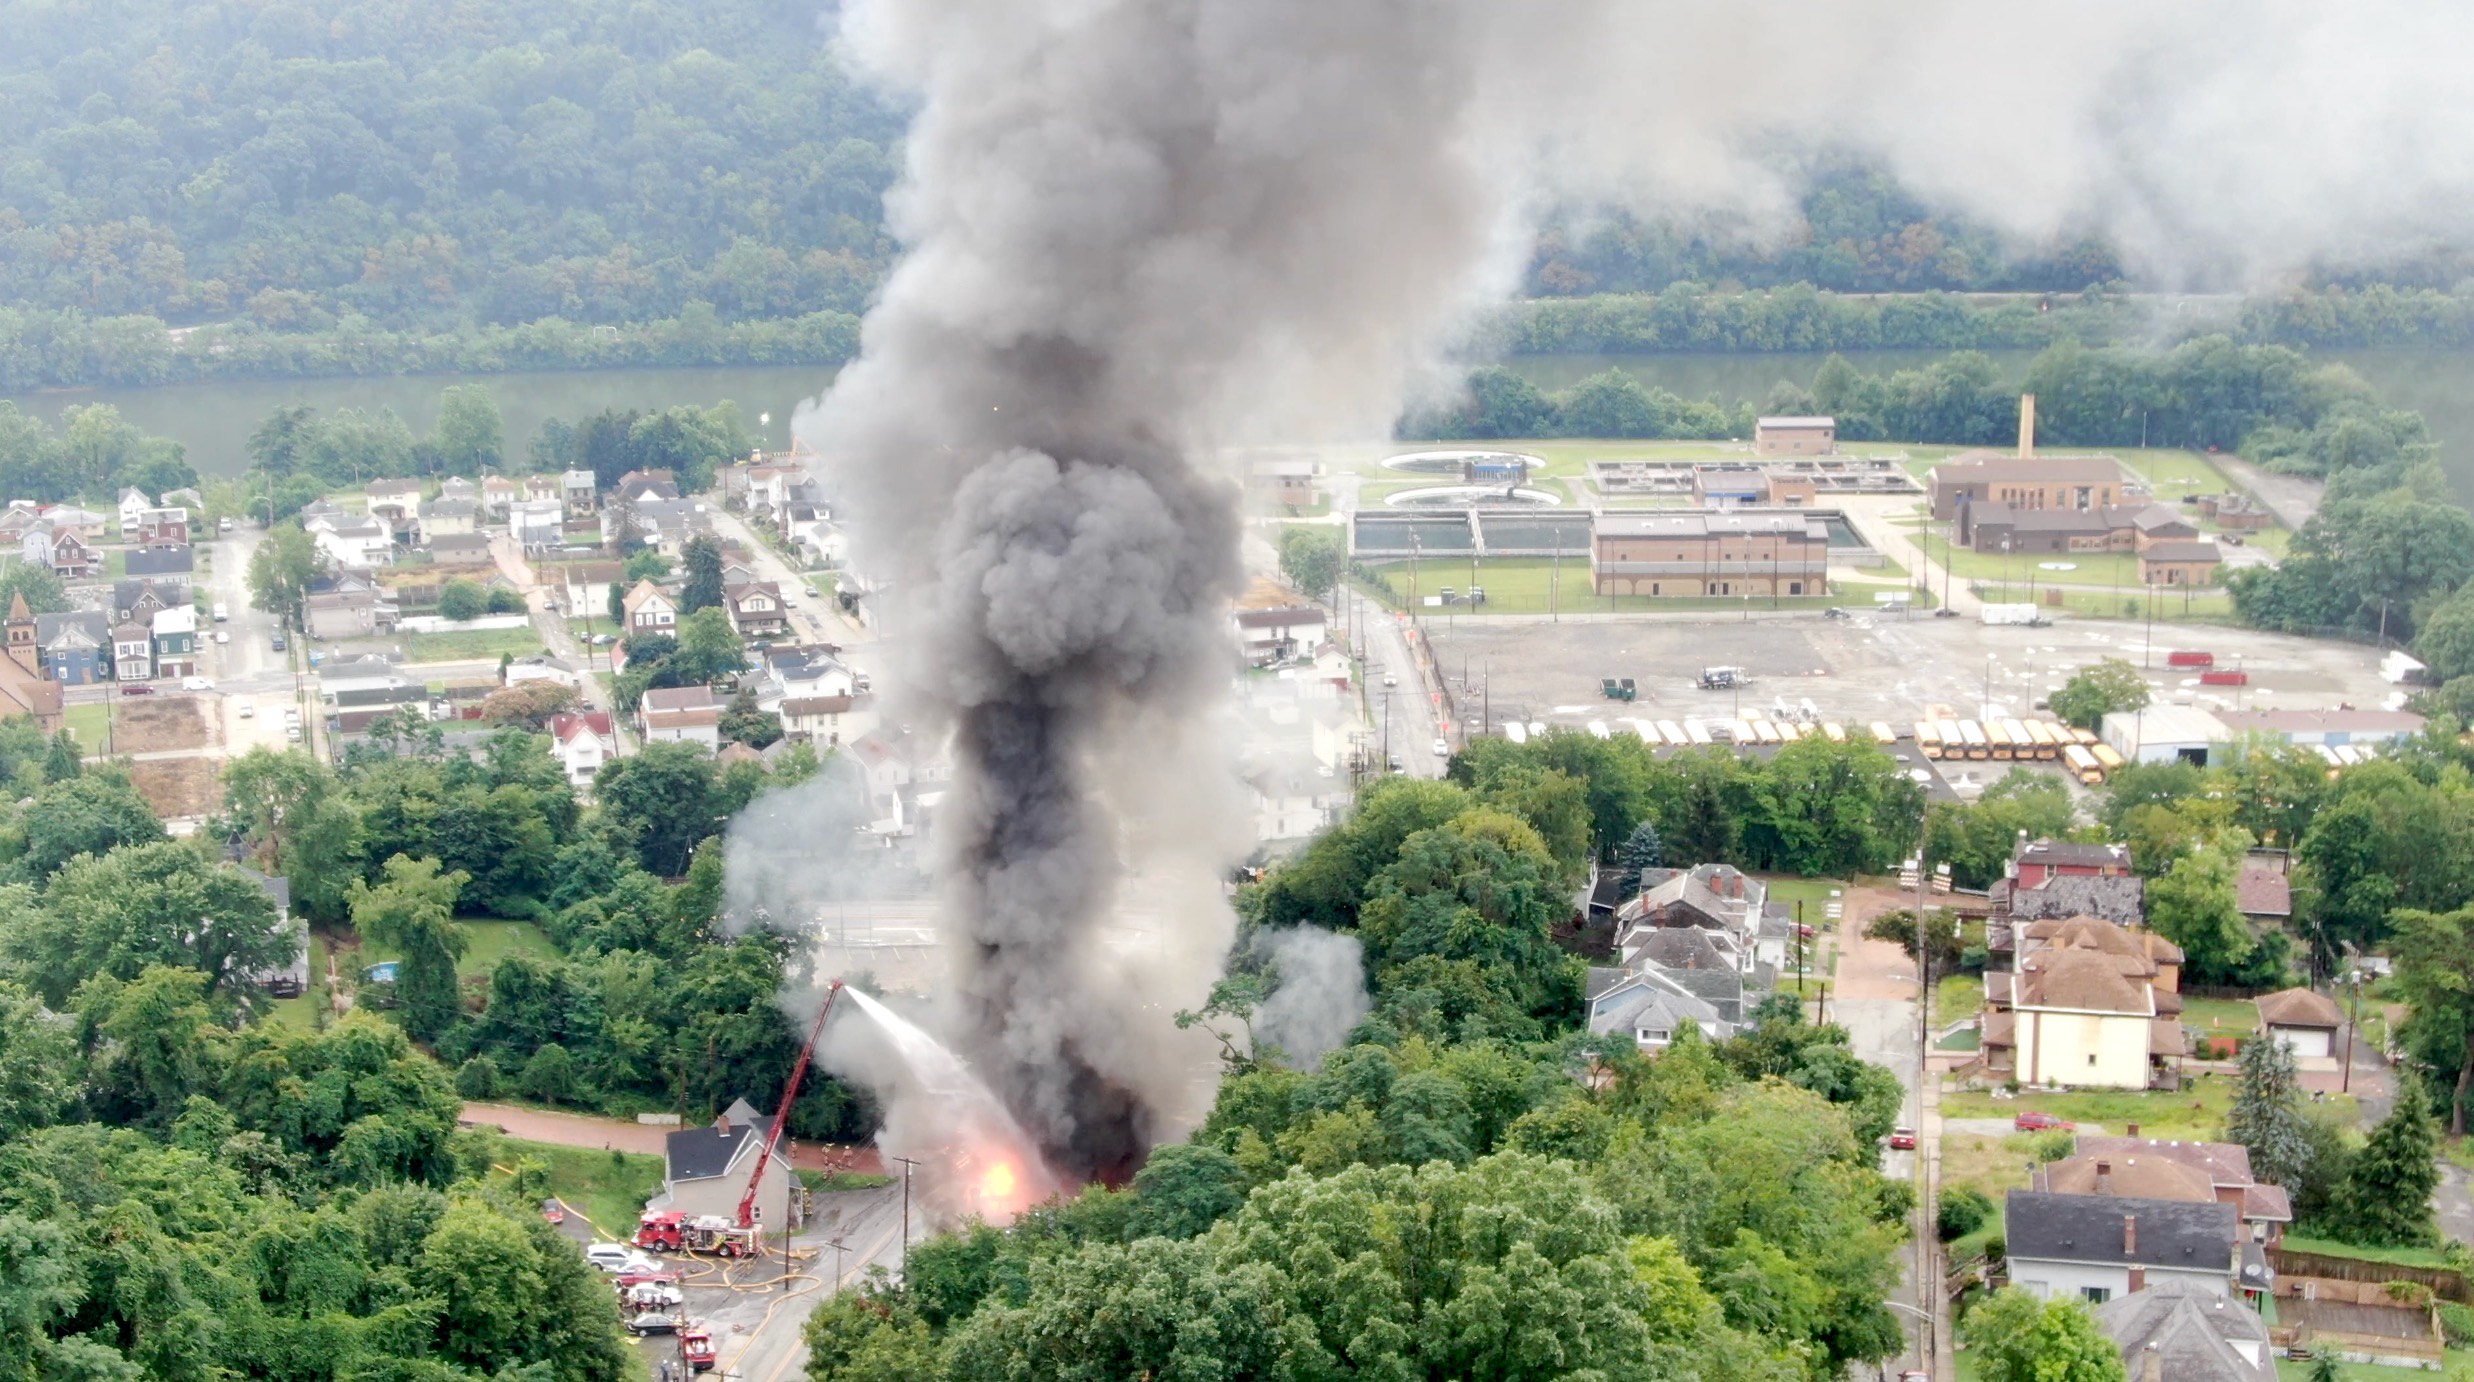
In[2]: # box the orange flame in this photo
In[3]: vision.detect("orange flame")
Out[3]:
[980,1160,1017,1204]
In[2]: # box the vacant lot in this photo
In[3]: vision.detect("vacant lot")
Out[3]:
[127,756,217,819]
[406,627,549,663]
[114,695,213,753]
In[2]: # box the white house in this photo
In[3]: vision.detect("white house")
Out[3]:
[647,1100,798,1226]
[117,487,153,532]
[547,711,618,788]
[313,516,395,570]
[2004,1191,2251,1306]
[509,500,566,550]
[417,497,479,543]
[780,694,858,746]
[1232,605,1327,664]
[638,685,721,748]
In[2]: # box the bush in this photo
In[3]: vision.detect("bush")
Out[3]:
[1982,1233,2005,1263]
[1937,1187,1992,1241]
[2023,1129,2077,1164]
[2438,1301,2474,1348]
[436,579,485,621]
[519,1043,580,1105]
[454,1054,501,1100]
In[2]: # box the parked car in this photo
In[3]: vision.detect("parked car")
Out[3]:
[622,1282,684,1311]
[1887,1127,1917,1150]
[2014,1110,2072,1131]
[541,1198,565,1226]
[121,685,153,696]
[614,1267,683,1290]
[237,703,256,718]
[585,1243,657,1274]
[270,633,287,651]
[182,676,213,691]
[214,630,230,644]
[624,1312,682,1337]
[1381,674,1397,687]
[1385,754,1403,772]
[212,602,229,622]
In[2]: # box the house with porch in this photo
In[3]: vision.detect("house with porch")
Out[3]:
[2005,1190,2256,1306]
[547,711,618,789]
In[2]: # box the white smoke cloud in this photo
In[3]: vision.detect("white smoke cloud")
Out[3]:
[1252,927,1371,1070]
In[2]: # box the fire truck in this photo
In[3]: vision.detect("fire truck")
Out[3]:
[632,981,844,1261]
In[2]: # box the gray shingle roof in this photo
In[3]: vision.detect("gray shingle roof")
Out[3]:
[1998,873,2147,927]
[2004,1190,2237,1271]
[2094,1279,2272,1382]
[663,1114,781,1183]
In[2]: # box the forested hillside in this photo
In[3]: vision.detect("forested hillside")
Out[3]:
[0,0,902,331]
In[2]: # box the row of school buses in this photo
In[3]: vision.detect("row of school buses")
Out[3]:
[1615,715,1904,752]
[1915,717,2125,783]
[1592,714,2144,785]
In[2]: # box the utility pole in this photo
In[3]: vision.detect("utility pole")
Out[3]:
[2343,968,2362,1095]
[827,1235,849,1294]
[2145,581,2157,668]
[894,1155,919,1282]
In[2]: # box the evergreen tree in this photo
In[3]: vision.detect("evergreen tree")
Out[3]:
[2227,1031,2314,1194]
[2330,1081,2441,1247]
[1615,819,1664,875]
[679,535,726,615]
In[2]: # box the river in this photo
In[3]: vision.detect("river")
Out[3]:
[10,349,2474,499]
[0,365,842,480]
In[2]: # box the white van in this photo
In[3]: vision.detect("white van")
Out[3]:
[212,602,229,622]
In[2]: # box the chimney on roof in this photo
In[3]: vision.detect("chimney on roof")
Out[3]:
[2123,1214,2138,1255]
[2096,1160,2112,1194]
[715,1111,732,1132]
[2019,393,2038,458]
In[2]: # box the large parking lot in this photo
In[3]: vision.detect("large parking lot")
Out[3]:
[1421,609,2401,744]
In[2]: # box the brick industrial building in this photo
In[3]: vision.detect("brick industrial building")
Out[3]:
[1590,511,1830,598]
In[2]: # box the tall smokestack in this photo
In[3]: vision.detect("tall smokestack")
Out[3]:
[2018,393,2038,459]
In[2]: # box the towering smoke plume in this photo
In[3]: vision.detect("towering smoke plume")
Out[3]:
[809,0,2474,1178]
[809,0,1520,1181]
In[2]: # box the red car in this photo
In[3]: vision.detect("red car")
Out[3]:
[121,685,154,696]
[1887,1127,1917,1150]
[541,1198,566,1225]
[2014,1110,2073,1131]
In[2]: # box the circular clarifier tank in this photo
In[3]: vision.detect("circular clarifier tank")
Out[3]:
[1385,485,1562,507]
[1381,449,1545,475]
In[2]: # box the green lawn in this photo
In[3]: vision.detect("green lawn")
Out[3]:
[1940,1079,2248,1140]
[2275,1353,2474,1381]
[2179,996,2262,1046]
[404,627,550,663]
[1911,527,2150,591]
[64,701,109,748]
[489,1138,665,1242]
[2049,586,2237,622]
[457,919,558,978]
[260,932,329,1031]
[2278,1233,2460,1270]
[1935,974,1985,1032]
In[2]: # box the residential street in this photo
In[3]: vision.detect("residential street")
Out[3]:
[1831,884,1945,1382]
